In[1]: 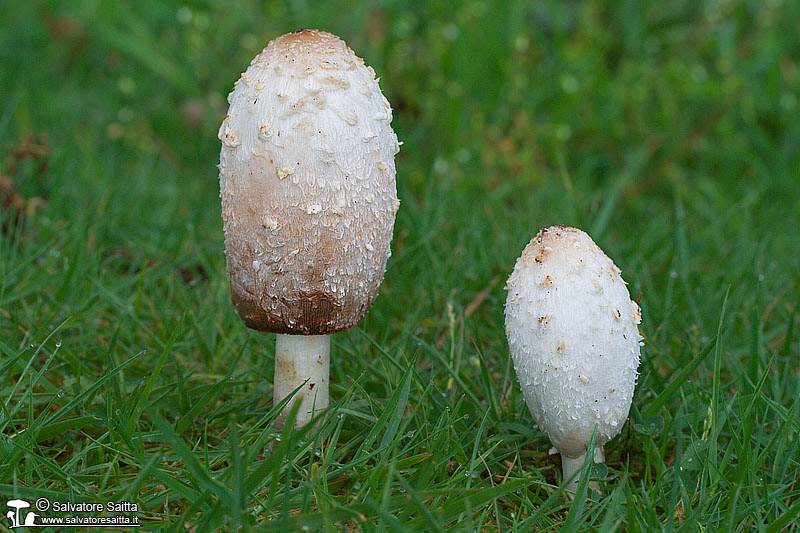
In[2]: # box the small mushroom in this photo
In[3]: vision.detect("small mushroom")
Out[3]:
[219,29,400,427]
[504,226,642,497]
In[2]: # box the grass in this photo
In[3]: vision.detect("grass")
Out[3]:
[1,0,799,530]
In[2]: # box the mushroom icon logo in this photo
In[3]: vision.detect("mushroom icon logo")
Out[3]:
[5,499,36,528]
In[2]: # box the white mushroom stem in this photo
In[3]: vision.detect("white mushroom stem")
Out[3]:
[561,445,604,499]
[274,334,330,428]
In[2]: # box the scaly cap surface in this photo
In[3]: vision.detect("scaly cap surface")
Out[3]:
[504,226,642,457]
[219,30,400,334]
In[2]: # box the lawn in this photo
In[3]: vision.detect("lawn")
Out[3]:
[1,0,799,530]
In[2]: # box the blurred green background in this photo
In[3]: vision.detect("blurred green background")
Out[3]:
[1,0,799,530]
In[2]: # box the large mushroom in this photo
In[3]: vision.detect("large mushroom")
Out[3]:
[504,226,642,496]
[6,499,29,528]
[218,29,400,427]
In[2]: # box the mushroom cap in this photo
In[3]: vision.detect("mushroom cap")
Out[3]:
[504,226,642,458]
[6,499,30,508]
[219,29,400,335]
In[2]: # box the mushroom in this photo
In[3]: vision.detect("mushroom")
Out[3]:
[218,29,400,428]
[6,499,30,528]
[504,226,642,497]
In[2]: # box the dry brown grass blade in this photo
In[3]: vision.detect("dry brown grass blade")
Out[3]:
[436,276,501,349]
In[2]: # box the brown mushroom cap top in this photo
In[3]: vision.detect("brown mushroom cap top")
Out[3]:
[218,29,400,334]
